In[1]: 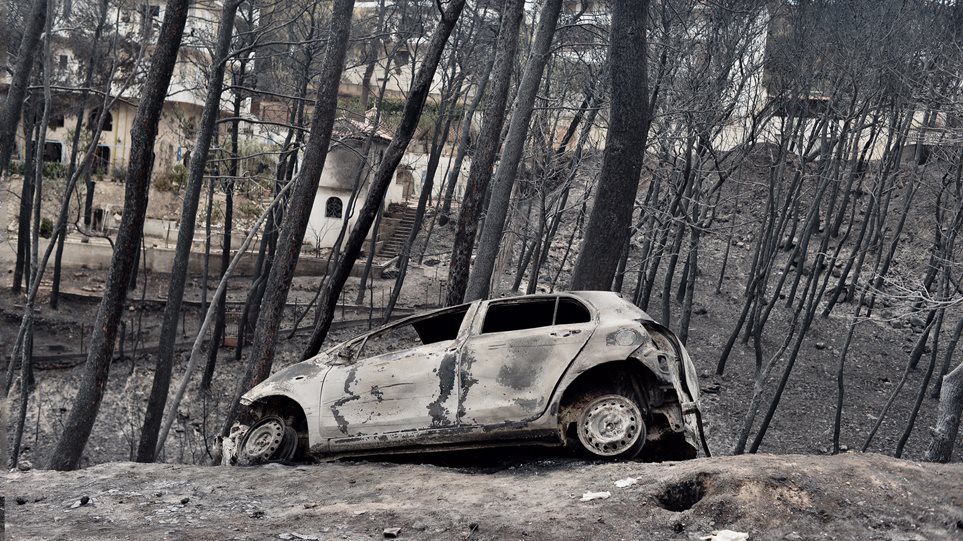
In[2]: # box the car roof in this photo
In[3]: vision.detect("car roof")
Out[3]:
[323,291,654,355]
[435,290,655,323]
[567,291,656,322]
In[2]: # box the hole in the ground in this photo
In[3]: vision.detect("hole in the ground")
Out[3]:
[656,474,708,512]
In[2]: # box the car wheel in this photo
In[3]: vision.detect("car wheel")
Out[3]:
[575,393,647,460]
[238,416,299,465]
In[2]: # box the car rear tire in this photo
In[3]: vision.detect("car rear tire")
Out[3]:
[574,393,647,460]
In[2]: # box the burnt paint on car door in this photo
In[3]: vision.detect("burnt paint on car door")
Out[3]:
[320,305,477,445]
[457,296,595,426]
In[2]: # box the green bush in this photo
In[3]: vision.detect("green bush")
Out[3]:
[111,165,127,183]
[155,164,187,192]
[237,200,262,220]
[40,217,53,238]
[6,160,66,178]
[43,162,67,178]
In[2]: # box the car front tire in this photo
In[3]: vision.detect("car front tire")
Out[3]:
[237,416,300,465]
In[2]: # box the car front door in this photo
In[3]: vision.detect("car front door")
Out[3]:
[457,296,595,426]
[320,305,475,446]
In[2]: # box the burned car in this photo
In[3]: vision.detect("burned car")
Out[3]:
[235,291,708,464]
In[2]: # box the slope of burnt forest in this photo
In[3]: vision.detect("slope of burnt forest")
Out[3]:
[0,149,960,468]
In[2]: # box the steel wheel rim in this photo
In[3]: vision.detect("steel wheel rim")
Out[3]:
[240,417,286,463]
[577,396,643,456]
[276,426,299,462]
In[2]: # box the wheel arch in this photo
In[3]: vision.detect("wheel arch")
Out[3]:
[555,359,663,433]
[552,357,700,460]
[246,394,312,448]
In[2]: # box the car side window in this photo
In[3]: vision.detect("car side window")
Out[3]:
[357,323,423,358]
[356,306,469,359]
[480,298,552,334]
[481,297,593,334]
[411,307,468,344]
[555,298,592,324]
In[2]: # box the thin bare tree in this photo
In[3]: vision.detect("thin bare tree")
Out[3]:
[48,0,195,471]
[299,0,469,359]
[218,0,359,436]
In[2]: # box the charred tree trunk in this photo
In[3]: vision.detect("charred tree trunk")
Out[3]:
[926,342,963,462]
[48,0,193,471]
[383,68,462,321]
[439,59,493,220]
[50,0,110,309]
[137,0,239,462]
[445,0,524,305]
[569,0,650,290]
[154,179,295,457]
[238,59,311,357]
[354,203,383,305]
[525,192,548,294]
[465,0,563,301]
[12,109,38,294]
[299,0,468,360]
[932,314,963,400]
[200,68,244,397]
[10,13,52,467]
[218,0,358,436]
[202,159,236,386]
[135,0,240,463]
[357,0,386,113]
[0,0,47,180]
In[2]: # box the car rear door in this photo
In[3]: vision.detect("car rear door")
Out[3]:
[457,296,595,426]
[320,305,475,443]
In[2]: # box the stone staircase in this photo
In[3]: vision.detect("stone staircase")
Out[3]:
[378,204,418,258]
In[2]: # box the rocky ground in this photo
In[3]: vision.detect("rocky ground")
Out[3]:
[2,453,961,540]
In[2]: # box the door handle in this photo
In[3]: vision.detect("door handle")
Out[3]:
[551,329,580,338]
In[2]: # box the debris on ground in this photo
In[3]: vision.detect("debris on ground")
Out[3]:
[247,508,265,519]
[614,477,638,488]
[579,491,611,501]
[701,530,749,541]
[67,496,91,509]
[383,526,402,538]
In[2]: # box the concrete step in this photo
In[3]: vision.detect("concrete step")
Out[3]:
[378,204,420,257]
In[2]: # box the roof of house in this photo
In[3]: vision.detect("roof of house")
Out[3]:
[332,116,393,144]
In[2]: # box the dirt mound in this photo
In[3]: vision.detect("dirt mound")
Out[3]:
[3,453,960,540]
